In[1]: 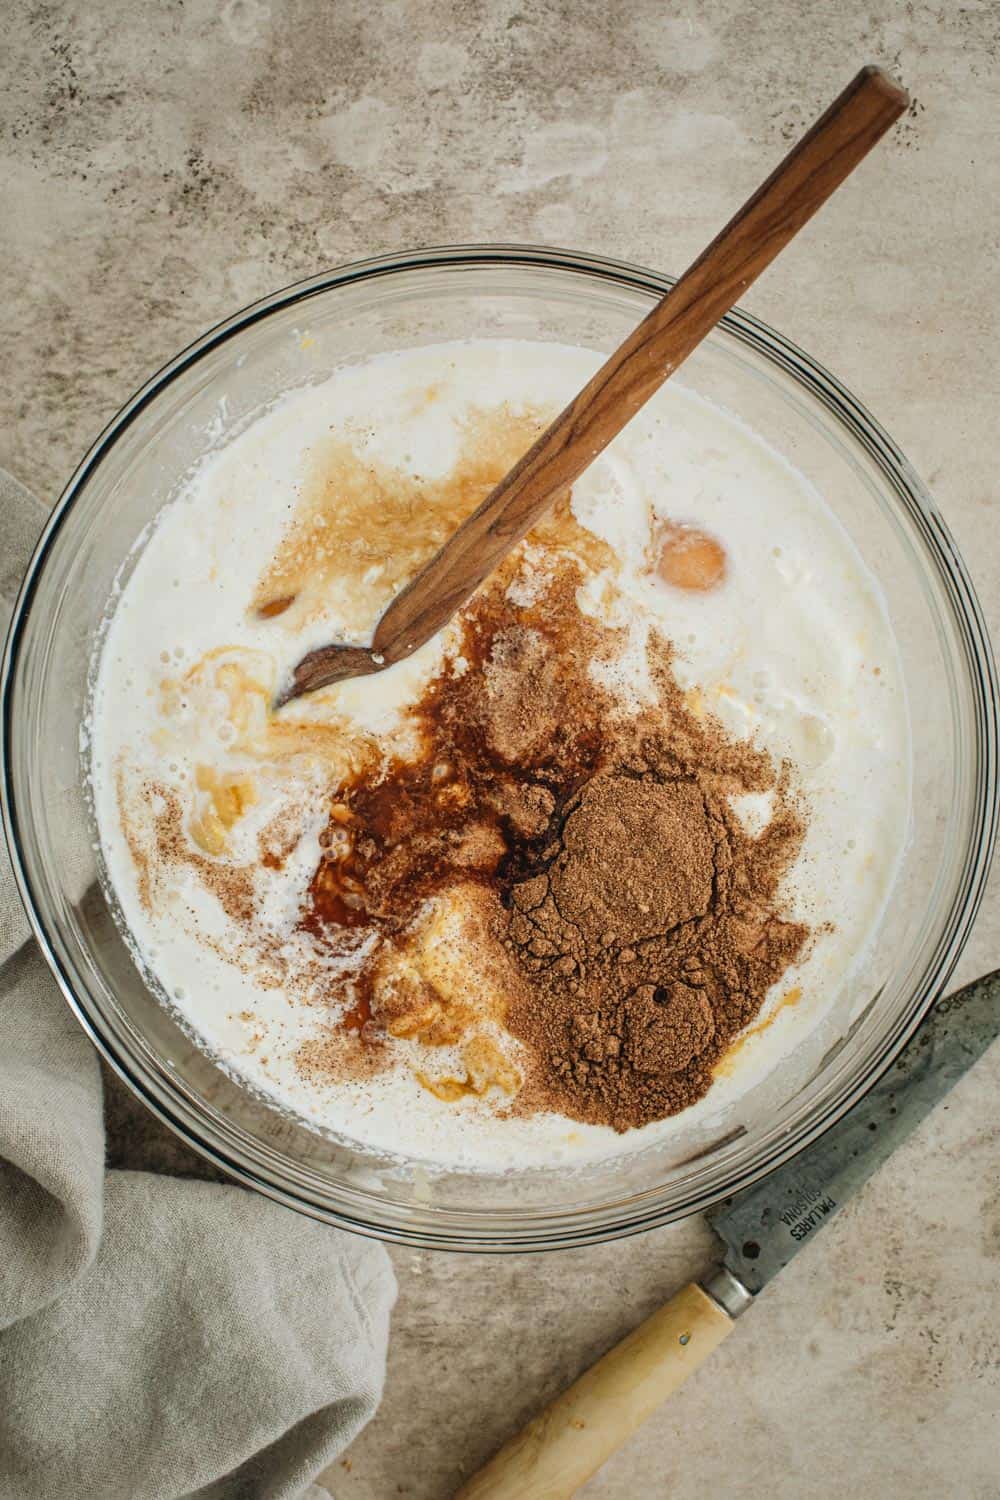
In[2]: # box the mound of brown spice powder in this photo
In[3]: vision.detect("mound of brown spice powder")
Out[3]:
[502,754,807,1130]
[299,545,810,1133]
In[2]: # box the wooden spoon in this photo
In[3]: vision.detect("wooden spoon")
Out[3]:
[279,66,907,707]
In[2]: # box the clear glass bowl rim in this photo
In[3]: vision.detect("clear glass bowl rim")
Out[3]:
[2,243,997,1252]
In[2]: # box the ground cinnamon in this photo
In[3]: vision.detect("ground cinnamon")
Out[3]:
[502,760,807,1130]
[299,544,809,1133]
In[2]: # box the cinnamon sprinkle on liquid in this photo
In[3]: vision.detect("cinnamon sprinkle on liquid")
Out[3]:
[295,550,809,1131]
[120,412,810,1134]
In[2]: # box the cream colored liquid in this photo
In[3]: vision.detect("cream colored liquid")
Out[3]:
[90,339,911,1169]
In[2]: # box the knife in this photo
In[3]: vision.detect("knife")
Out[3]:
[455,968,1000,1500]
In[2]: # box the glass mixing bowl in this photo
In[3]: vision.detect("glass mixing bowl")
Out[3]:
[3,246,996,1251]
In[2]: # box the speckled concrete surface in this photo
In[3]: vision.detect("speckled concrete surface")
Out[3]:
[2,4,999,1497]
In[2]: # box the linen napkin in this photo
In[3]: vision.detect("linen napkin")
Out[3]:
[0,467,396,1500]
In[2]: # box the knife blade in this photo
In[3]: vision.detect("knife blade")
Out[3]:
[704,967,1000,1309]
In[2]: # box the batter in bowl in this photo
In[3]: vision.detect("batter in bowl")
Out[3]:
[88,339,911,1169]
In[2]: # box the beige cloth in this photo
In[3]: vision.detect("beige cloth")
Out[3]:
[0,468,396,1499]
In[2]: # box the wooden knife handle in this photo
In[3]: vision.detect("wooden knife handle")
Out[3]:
[453,1283,734,1500]
[375,65,908,667]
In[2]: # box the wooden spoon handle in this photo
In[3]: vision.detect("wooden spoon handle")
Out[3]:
[374,65,907,665]
[453,1282,735,1500]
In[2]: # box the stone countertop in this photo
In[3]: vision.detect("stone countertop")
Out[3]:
[2,4,998,1496]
